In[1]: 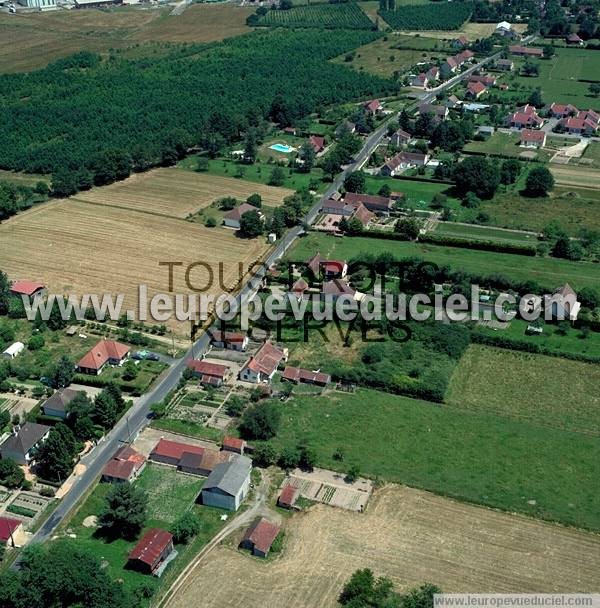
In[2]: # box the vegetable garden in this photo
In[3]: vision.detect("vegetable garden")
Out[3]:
[257,3,375,30]
[379,2,472,30]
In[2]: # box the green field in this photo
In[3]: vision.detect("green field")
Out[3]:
[463,132,552,162]
[433,221,538,245]
[364,175,460,209]
[269,388,600,530]
[379,2,471,30]
[289,232,600,289]
[257,2,375,30]
[447,345,600,436]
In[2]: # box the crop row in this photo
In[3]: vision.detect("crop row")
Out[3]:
[258,3,375,30]
[379,2,472,30]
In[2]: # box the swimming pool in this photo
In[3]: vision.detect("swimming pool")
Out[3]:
[269,143,295,153]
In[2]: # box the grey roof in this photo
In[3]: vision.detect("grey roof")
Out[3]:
[42,388,80,415]
[203,455,251,497]
[0,422,50,457]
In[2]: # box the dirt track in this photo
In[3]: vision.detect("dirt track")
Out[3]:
[167,485,600,608]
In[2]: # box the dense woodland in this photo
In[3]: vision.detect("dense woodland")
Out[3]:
[0,30,394,189]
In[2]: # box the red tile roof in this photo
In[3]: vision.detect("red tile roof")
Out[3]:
[309,135,325,153]
[520,129,546,143]
[344,192,392,212]
[278,485,299,507]
[223,436,245,451]
[151,438,204,461]
[364,99,381,112]
[209,330,246,345]
[352,203,374,226]
[10,280,44,296]
[282,366,331,385]
[291,278,308,295]
[77,339,130,371]
[245,342,285,376]
[129,528,173,569]
[0,517,21,542]
[243,518,280,554]
[322,279,356,297]
[102,445,146,481]
[187,360,229,379]
[467,81,486,96]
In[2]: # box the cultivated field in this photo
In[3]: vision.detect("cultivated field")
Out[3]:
[73,168,291,218]
[550,163,600,191]
[0,198,269,333]
[167,485,600,608]
[257,2,374,30]
[0,4,253,73]
[399,22,526,40]
[447,345,600,436]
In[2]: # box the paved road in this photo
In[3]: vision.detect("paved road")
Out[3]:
[20,43,511,556]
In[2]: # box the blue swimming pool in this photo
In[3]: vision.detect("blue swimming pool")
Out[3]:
[269,143,295,153]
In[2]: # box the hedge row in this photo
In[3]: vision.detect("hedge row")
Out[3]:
[419,232,538,256]
[471,331,600,365]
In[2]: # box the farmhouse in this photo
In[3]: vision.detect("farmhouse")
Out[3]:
[239,341,287,384]
[240,518,281,558]
[544,283,581,321]
[496,59,514,71]
[282,366,331,386]
[10,280,45,301]
[200,454,252,511]
[128,528,175,576]
[363,99,382,116]
[390,129,412,147]
[277,484,300,510]
[77,339,130,375]
[466,81,486,99]
[208,329,248,352]
[150,438,204,467]
[0,422,51,465]
[509,45,543,57]
[42,387,80,419]
[410,73,429,89]
[520,129,547,148]
[343,192,393,213]
[306,252,347,280]
[102,445,146,483]
[222,203,261,230]
[2,342,24,359]
[186,360,230,387]
[381,152,429,177]
[222,436,246,455]
[308,135,325,154]
[321,278,356,301]
[0,516,25,547]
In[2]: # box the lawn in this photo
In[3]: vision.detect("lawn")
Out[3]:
[446,344,600,436]
[583,141,600,165]
[433,221,538,244]
[289,232,600,290]
[364,175,461,209]
[178,156,327,193]
[269,388,600,530]
[463,132,552,162]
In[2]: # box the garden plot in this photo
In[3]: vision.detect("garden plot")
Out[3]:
[286,467,372,512]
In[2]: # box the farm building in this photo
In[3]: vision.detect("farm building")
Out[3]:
[343,192,393,213]
[222,203,262,230]
[200,454,252,511]
[277,485,300,510]
[77,339,130,375]
[222,436,246,455]
[2,342,25,359]
[321,200,355,217]
[128,528,175,576]
[544,283,581,321]
[208,329,248,351]
[509,45,543,57]
[102,445,146,483]
[240,518,281,558]
[306,252,347,280]
[520,129,546,148]
[179,449,232,477]
[239,341,287,384]
[10,280,45,301]
[0,516,25,547]
[0,422,50,465]
[186,360,230,387]
[149,438,204,467]
[282,366,331,387]
[41,387,81,419]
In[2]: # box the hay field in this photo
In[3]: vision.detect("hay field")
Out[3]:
[167,485,600,608]
[73,168,292,218]
[400,22,527,40]
[0,5,253,73]
[550,164,600,191]
[0,198,268,333]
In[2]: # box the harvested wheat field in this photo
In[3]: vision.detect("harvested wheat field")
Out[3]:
[73,168,292,219]
[167,485,600,608]
[0,199,268,332]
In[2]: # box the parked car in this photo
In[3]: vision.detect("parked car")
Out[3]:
[132,350,160,361]
[146,352,160,361]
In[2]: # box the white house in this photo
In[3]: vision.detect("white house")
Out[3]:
[200,455,252,511]
[239,341,287,384]
[0,422,51,465]
[2,342,24,359]
[222,203,262,230]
